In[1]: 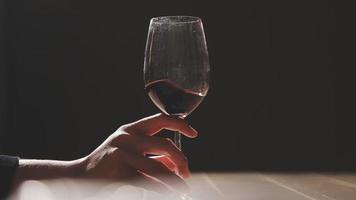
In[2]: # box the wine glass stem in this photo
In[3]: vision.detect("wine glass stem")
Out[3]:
[174,131,182,150]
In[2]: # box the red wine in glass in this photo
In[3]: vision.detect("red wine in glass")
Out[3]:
[145,79,205,118]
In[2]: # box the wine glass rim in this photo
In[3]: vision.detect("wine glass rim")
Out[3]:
[150,16,201,24]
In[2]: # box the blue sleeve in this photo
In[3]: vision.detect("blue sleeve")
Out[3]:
[0,155,19,198]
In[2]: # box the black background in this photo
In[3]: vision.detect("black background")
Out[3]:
[1,0,355,171]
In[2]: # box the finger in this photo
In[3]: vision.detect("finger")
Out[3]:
[133,135,190,178]
[151,155,176,172]
[124,113,198,138]
[119,149,190,193]
[110,134,190,178]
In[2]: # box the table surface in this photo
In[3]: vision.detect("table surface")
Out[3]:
[11,172,356,200]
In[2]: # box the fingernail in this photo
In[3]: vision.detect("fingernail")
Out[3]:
[190,127,198,138]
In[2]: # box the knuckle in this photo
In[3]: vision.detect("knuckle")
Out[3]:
[118,125,128,131]
[112,132,131,144]
[118,124,132,132]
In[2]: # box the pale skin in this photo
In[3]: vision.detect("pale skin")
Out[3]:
[11,114,198,194]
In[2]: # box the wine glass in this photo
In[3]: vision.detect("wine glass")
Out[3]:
[144,16,210,150]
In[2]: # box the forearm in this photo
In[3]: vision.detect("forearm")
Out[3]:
[13,158,85,184]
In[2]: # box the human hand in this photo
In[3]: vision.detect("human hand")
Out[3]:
[13,114,198,194]
[80,113,197,192]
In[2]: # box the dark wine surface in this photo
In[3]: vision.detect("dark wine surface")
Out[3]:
[145,79,205,117]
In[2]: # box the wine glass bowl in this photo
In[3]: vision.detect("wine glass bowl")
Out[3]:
[144,16,210,149]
